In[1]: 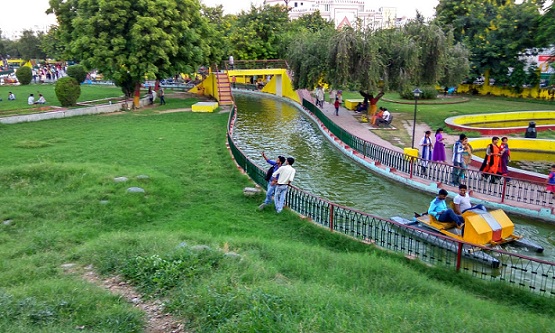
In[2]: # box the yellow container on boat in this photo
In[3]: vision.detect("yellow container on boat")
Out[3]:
[462,209,515,245]
[192,102,218,112]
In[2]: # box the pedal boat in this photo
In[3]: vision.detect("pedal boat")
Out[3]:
[391,209,544,268]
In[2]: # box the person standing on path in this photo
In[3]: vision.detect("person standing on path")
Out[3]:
[547,164,555,200]
[451,133,467,186]
[499,137,510,181]
[315,86,325,108]
[480,136,502,183]
[272,157,296,213]
[334,97,340,116]
[159,88,166,105]
[229,55,234,70]
[419,130,433,174]
[258,153,285,211]
[432,128,446,162]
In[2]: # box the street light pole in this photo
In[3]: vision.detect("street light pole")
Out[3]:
[411,88,422,149]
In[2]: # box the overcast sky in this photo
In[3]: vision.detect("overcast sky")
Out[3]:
[1,0,439,38]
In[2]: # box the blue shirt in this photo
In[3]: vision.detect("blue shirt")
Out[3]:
[266,159,281,181]
[428,197,447,219]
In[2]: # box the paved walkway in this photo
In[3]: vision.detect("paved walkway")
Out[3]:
[300,92,554,221]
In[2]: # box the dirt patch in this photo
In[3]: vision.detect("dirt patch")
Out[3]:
[64,264,189,333]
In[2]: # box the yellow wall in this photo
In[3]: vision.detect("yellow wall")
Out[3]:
[451,111,555,125]
[469,138,555,153]
[457,84,555,100]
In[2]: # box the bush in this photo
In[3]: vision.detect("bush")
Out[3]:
[55,77,81,107]
[399,86,438,100]
[66,64,87,84]
[15,66,32,85]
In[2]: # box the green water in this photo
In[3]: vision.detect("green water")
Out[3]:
[467,119,555,128]
[232,93,555,260]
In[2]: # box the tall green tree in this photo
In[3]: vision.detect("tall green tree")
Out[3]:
[16,30,46,60]
[48,0,212,102]
[435,0,543,82]
[229,5,290,60]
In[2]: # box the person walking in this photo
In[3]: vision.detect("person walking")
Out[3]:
[432,128,446,162]
[258,153,285,211]
[480,136,502,183]
[159,88,166,105]
[419,130,433,175]
[499,137,510,181]
[451,134,467,186]
[334,97,340,116]
[272,157,296,213]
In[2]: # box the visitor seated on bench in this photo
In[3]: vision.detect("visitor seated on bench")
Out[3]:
[376,108,391,126]
[428,189,465,227]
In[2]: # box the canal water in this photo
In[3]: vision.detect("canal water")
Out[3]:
[232,93,555,261]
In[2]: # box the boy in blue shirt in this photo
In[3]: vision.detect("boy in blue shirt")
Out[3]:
[428,189,465,227]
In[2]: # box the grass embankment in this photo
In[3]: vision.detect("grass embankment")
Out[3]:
[0,103,554,332]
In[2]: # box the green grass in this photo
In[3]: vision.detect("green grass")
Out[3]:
[0,106,554,332]
[0,84,124,115]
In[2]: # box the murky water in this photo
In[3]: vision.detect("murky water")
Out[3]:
[232,93,555,260]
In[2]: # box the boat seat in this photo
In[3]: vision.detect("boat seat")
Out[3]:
[416,214,457,230]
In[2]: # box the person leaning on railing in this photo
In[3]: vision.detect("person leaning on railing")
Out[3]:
[271,157,296,214]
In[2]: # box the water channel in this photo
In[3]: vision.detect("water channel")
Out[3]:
[231,92,555,262]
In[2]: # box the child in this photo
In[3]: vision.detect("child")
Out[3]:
[334,96,339,116]
[547,165,555,200]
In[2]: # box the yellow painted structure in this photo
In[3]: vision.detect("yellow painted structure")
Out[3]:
[449,111,555,126]
[403,148,419,159]
[416,209,519,247]
[344,99,364,110]
[192,102,219,112]
[469,138,555,154]
[191,68,300,104]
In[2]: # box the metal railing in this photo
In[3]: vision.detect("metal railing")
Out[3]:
[227,103,555,297]
[302,98,555,209]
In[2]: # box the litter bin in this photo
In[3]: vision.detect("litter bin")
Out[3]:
[524,121,537,138]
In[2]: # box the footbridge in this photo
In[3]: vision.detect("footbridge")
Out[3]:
[190,60,300,106]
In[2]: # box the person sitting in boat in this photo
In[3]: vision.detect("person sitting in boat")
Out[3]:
[453,184,487,215]
[427,189,465,227]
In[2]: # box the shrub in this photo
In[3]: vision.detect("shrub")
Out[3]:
[66,64,87,84]
[399,86,438,100]
[55,77,81,107]
[15,66,32,85]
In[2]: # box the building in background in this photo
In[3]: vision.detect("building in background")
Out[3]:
[264,0,399,29]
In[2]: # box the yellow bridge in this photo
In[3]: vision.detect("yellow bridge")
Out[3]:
[190,60,300,108]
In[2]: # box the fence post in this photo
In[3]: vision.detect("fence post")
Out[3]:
[456,242,463,272]
[409,157,414,179]
[329,204,334,232]
[500,179,507,203]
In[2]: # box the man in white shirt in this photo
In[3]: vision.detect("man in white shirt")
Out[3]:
[453,184,487,215]
[271,157,296,213]
[377,109,391,126]
[28,94,35,105]
[8,92,15,100]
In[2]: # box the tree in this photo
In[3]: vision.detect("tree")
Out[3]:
[67,64,87,83]
[229,5,290,60]
[40,27,66,60]
[48,0,212,106]
[435,0,543,82]
[16,30,46,61]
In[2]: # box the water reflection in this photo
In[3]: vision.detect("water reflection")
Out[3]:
[232,93,555,260]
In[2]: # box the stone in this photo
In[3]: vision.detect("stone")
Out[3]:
[61,263,76,269]
[190,245,211,251]
[136,175,150,180]
[3,219,12,226]
[99,200,109,205]
[243,187,261,196]
[127,187,145,193]
[114,176,129,183]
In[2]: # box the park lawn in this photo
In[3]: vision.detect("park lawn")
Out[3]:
[0,109,553,332]
[0,84,124,114]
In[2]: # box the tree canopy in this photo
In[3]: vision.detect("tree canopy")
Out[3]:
[48,0,212,97]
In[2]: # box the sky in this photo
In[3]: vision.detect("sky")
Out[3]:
[1,0,439,39]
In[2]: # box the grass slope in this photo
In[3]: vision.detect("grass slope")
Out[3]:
[0,105,553,332]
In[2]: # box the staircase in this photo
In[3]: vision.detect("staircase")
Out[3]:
[215,72,234,106]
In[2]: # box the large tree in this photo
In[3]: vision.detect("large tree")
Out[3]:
[435,0,543,82]
[16,30,46,61]
[48,0,212,105]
